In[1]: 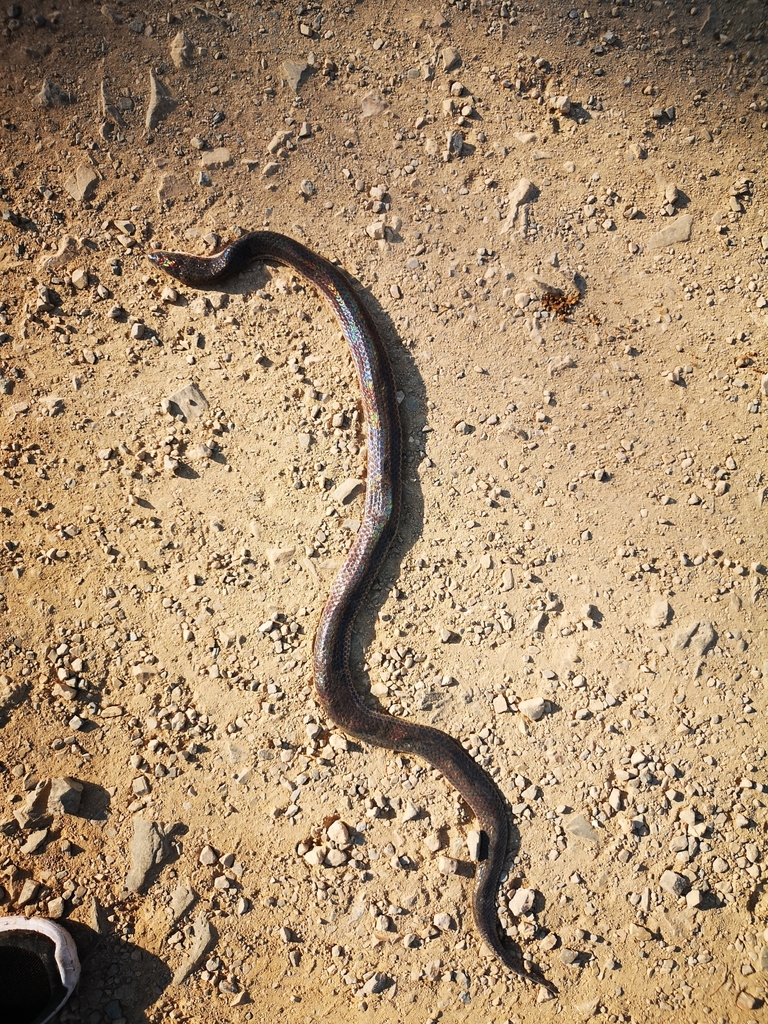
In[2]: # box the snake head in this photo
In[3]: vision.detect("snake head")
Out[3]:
[146,250,184,279]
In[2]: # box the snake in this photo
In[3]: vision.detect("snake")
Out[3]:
[147,231,553,991]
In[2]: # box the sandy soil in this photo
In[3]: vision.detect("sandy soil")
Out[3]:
[1,1,767,1022]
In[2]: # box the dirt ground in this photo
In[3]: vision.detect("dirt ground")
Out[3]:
[1,1,767,1022]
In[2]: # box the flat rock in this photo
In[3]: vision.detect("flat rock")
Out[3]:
[20,828,48,854]
[47,777,83,815]
[146,70,177,130]
[331,478,363,504]
[164,382,209,421]
[646,599,671,628]
[41,234,81,270]
[283,59,313,93]
[200,148,232,170]
[647,214,693,249]
[125,819,165,893]
[172,916,217,985]
[564,813,601,843]
[466,829,483,861]
[361,92,388,118]
[690,620,716,657]
[170,30,192,68]
[17,879,40,906]
[441,46,462,72]
[500,178,539,234]
[672,620,700,650]
[34,77,72,107]
[170,883,198,924]
[266,546,295,568]
[64,165,99,203]
[14,782,49,829]
[98,80,123,126]
[157,174,192,202]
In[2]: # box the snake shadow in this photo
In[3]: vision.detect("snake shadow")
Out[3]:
[345,283,552,984]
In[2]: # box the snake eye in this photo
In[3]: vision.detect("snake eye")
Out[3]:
[148,252,178,272]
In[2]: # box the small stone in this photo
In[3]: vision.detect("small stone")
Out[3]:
[646,599,671,628]
[63,165,99,203]
[433,912,454,931]
[401,801,419,823]
[170,30,192,68]
[441,46,462,72]
[33,74,72,107]
[171,917,216,986]
[327,820,350,846]
[509,887,536,916]
[324,848,348,867]
[685,889,703,908]
[283,60,312,94]
[165,382,209,421]
[365,221,385,240]
[20,829,48,854]
[132,774,150,798]
[466,829,483,861]
[125,820,165,892]
[647,214,693,249]
[200,148,232,170]
[519,697,547,721]
[673,621,700,650]
[305,842,331,865]
[146,70,176,130]
[659,869,689,897]
[492,694,509,714]
[564,813,600,843]
[550,94,571,114]
[17,879,40,907]
[735,991,759,1011]
[423,833,443,854]
[47,777,83,815]
[446,130,464,158]
[47,897,65,919]
[330,478,363,504]
[360,92,388,118]
[690,621,716,657]
[438,856,458,875]
[71,267,88,290]
[360,972,391,995]
[199,845,218,866]
[170,884,197,923]
[559,947,579,966]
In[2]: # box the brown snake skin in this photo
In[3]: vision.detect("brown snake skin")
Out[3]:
[147,232,554,992]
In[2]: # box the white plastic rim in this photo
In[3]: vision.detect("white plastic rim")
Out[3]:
[0,916,81,1019]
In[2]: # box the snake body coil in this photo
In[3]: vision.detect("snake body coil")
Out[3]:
[148,231,550,989]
